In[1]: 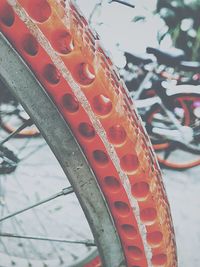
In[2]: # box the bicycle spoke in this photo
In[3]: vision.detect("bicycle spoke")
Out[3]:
[4,204,42,264]
[0,187,74,223]
[19,142,46,161]
[190,119,200,129]
[0,233,96,246]
[0,175,34,265]
[0,110,16,116]
[12,172,65,264]
[0,118,33,146]
[0,176,9,257]
[17,138,37,158]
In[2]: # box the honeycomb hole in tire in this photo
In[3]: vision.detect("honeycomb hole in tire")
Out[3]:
[140,208,157,225]
[121,224,137,239]
[104,176,121,193]
[51,29,74,54]
[120,154,139,173]
[21,33,39,56]
[74,63,95,85]
[62,94,80,113]
[147,231,163,247]
[43,64,61,84]
[78,122,95,139]
[0,3,15,27]
[93,150,109,165]
[114,201,130,217]
[131,182,150,201]
[93,94,113,116]
[152,253,167,266]
[107,125,127,146]
[126,246,143,260]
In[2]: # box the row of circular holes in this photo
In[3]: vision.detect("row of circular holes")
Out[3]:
[92,145,164,264]
[65,99,162,255]
[127,252,167,266]
[57,52,167,267]
[0,5,135,263]
[22,38,166,266]
[0,2,141,167]
[93,145,165,264]
[128,250,167,267]
[14,28,141,174]
[0,2,167,266]
[33,5,163,260]
[61,21,166,266]
[0,0,141,250]
[110,180,165,265]
[26,0,97,85]
[0,1,95,85]
[0,3,143,262]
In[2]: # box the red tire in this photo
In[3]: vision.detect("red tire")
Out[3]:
[0,1,177,266]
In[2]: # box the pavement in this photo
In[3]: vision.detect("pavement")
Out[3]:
[163,165,200,267]
[0,124,200,266]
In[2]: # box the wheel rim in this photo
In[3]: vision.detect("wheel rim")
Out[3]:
[0,1,177,266]
[0,33,124,266]
[147,96,200,169]
[146,97,190,150]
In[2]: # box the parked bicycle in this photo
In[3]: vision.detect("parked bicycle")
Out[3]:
[120,47,200,169]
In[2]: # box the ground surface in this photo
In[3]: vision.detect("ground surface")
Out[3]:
[163,165,200,267]
[0,124,200,266]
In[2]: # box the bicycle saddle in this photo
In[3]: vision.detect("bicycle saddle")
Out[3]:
[124,51,152,65]
[146,47,185,66]
[179,60,200,72]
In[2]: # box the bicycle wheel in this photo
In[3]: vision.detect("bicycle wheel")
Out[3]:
[146,96,190,150]
[0,1,177,266]
[146,94,200,169]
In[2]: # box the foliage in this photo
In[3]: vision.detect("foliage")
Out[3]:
[157,0,200,60]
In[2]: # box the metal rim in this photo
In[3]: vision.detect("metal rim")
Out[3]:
[0,32,125,267]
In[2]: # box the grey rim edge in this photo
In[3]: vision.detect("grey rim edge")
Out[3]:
[0,33,126,267]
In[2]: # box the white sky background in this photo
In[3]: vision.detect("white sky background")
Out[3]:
[75,0,172,67]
